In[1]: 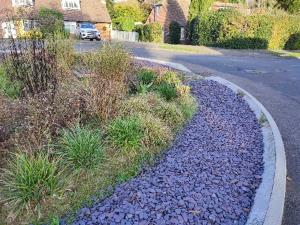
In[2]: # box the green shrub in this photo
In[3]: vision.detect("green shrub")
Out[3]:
[113,4,147,23]
[0,153,68,213]
[107,117,143,151]
[155,82,177,101]
[192,9,300,50]
[38,8,65,37]
[169,21,181,44]
[190,16,201,45]
[0,65,21,99]
[139,23,162,43]
[137,69,156,85]
[285,33,300,50]
[59,126,104,169]
[113,17,135,31]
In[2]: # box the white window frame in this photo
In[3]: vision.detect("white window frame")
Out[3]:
[61,0,81,10]
[23,19,37,32]
[180,27,185,40]
[2,22,17,38]
[12,0,33,7]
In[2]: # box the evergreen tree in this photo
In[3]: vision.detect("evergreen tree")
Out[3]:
[188,0,214,21]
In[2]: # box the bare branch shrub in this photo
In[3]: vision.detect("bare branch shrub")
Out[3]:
[82,43,133,121]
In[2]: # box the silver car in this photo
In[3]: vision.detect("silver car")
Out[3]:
[76,22,101,41]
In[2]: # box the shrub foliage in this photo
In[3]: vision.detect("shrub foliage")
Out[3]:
[191,9,300,50]
[136,23,162,43]
[169,21,181,44]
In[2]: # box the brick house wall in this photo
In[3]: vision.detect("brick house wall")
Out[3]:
[146,0,190,43]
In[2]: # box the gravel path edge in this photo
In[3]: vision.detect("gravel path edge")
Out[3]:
[207,76,286,225]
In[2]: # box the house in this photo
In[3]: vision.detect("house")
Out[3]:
[145,0,250,43]
[146,0,190,43]
[0,0,112,39]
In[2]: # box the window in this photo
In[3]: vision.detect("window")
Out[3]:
[1,22,17,38]
[155,5,160,16]
[62,0,80,10]
[12,0,33,7]
[180,27,185,40]
[23,20,37,31]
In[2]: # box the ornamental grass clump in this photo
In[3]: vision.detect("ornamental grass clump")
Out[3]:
[138,114,172,148]
[107,117,143,151]
[120,93,185,129]
[82,43,133,121]
[59,126,104,169]
[155,82,178,101]
[137,69,156,85]
[0,153,68,214]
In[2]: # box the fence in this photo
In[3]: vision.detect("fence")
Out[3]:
[111,30,139,42]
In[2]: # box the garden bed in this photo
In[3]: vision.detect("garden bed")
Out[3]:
[63,79,264,225]
[0,38,264,225]
[0,40,196,225]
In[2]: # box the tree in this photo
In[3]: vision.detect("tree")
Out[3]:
[169,21,181,44]
[276,0,300,13]
[188,0,214,21]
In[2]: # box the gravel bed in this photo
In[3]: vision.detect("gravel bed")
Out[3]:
[67,80,264,225]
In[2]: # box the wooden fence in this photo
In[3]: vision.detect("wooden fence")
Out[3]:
[111,30,139,42]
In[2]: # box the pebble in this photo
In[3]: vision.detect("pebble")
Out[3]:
[67,80,264,225]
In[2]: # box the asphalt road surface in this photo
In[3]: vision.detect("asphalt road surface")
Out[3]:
[76,41,300,225]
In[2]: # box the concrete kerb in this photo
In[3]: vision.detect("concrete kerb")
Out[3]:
[135,57,192,73]
[134,57,286,225]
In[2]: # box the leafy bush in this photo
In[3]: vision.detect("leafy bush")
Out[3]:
[155,82,178,101]
[59,126,104,169]
[82,43,133,120]
[113,17,135,31]
[192,9,300,50]
[38,8,65,37]
[0,65,21,99]
[285,33,300,50]
[277,0,300,14]
[113,4,147,23]
[169,21,181,44]
[0,153,68,213]
[138,23,162,43]
[107,117,143,151]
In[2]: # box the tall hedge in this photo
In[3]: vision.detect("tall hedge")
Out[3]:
[169,21,181,44]
[136,23,162,43]
[191,9,300,50]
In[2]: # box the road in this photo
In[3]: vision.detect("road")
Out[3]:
[75,41,300,225]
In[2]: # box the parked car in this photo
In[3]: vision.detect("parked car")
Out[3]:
[76,22,101,41]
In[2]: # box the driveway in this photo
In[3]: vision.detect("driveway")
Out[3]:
[75,41,300,225]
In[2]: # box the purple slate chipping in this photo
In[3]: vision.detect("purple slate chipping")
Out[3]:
[66,80,264,225]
